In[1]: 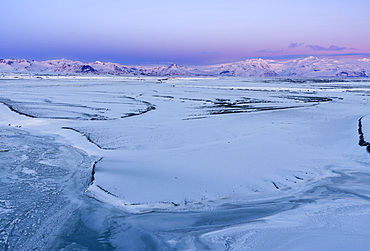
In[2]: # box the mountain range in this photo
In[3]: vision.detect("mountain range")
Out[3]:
[1,56,370,78]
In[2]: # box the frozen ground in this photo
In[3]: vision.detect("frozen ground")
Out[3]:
[1,75,370,250]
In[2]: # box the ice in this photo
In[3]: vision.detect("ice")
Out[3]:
[0,126,93,250]
[1,75,370,249]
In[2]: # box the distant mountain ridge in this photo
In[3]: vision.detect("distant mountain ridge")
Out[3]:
[1,56,370,78]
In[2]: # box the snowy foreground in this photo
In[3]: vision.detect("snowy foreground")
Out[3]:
[1,75,370,250]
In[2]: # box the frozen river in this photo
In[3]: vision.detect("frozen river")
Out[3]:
[1,75,370,250]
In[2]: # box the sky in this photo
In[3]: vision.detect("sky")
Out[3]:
[1,0,370,65]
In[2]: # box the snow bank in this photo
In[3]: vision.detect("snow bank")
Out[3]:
[0,76,369,212]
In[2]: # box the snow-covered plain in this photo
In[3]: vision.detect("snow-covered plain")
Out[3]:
[1,75,370,250]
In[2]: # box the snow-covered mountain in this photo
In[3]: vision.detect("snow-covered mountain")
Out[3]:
[1,56,370,78]
[277,56,368,78]
[0,59,204,76]
[202,58,279,77]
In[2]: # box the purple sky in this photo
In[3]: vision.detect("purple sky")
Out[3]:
[1,0,369,65]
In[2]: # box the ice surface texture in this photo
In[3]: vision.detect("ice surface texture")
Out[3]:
[0,127,92,250]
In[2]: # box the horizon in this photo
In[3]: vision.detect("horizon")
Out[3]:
[2,53,370,68]
[1,0,370,65]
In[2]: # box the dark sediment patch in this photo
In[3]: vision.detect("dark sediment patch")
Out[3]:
[206,105,309,116]
[90,158,103,185]
[152,95,174,99]
[96,185,119,198]
[1,96,156,121]
[198,95,331,117]
[182,116,208,121]
[0,100,37,118]
[61,127,115,150]
[282,95,333,103]
[180,97,213,103]
[121,105,156,119]
[358,116,370,153]
[0,98,110,120]
[272,182,280,189]
[156,78,169,84]
[121,97,156,118]
[201,97,274,115]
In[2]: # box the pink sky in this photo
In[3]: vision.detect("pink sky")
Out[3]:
[1,0,369,65]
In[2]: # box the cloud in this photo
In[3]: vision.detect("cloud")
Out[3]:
[256,49,283,54]
[306,44,354,51]
[288,42,304,49]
